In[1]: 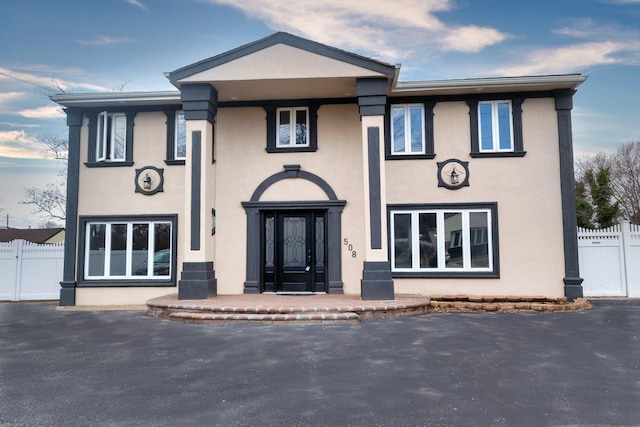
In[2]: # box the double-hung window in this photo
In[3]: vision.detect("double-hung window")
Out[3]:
[479,100,513,152]
[277,107,309,148]
[265,105,318,153]
[391,104,425,155]
[97,111,127,162]
[83,218,174,281]
[389,203,498,277]
[468,98,524,157]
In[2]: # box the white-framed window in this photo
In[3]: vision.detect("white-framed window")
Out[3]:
[174,111,186,160]
[84,220,172,280]
[96,111,127,162]
[391,104,425,155]
[478,100,513,152]
[277,107,309,147]
[390,207,494,273]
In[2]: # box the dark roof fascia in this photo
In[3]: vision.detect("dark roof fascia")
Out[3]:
[168,32,397,84]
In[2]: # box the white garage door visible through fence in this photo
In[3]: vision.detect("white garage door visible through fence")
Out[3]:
[578,221,640,297]
[0,240,63,301]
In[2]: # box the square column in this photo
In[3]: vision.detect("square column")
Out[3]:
[178,84,218,299]
[357,78,394,300]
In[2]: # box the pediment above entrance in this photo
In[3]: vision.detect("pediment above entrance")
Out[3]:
[168,32,396,101]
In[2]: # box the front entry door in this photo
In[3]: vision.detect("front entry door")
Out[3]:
[263,211,326,293]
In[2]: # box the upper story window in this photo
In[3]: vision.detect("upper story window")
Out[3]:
[174,111,186,159]
[87,111,135,167]
[277,107,309,148]
[97,111,126,162]
[479,101,513,152]
[391,104,425,155]
[164,109,187,165]
[467,98,525,158]
[385,101,435,160]
[265,105,318,153]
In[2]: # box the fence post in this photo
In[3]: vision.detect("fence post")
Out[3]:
[621,220,632,297]
[13,240,24,301]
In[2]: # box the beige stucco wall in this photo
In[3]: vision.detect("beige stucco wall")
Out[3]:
[213,104,367,295]
[75,111,185,305]
[74,97,567,305]
[386,98,565,297]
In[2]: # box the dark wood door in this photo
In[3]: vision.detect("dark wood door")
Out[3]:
[263,211,326,293]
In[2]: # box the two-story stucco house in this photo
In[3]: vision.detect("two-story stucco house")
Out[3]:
[51,32,586,306]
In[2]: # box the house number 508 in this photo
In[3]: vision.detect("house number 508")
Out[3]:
[343,238,357,258]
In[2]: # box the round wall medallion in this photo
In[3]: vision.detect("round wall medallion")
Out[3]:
[437,159,469,190]
[135,166,164,195]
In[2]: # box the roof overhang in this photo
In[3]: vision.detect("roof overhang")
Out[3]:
[49,91,181,108]
[391,74,587,97]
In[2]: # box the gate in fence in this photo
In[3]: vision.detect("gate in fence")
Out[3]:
[0,240,63,301]
[578,221,640,297]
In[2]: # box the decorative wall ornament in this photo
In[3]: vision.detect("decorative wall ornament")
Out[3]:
[135,166,164,195]
[437,159,469,190]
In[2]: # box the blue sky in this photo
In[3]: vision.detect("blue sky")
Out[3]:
[1,0,639,227]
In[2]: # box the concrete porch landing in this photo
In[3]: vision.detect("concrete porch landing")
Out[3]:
[146,294,431,325]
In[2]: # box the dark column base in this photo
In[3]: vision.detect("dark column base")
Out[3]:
[361,261,394,300]
[328,281,345,294]
[243,281,259,294]
[178,262,217,300]
[564,277,584,301]
[59,281,76,306]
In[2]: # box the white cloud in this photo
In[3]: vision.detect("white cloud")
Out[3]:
[0,130,49,159]
[0,66,108,93]
[125,0,147,10]
[18,106,64,120]
[77,35,134,46]
[0,92,25,104]
[205,0,508,60]
[441,25,509,53]
[496,41,638,75]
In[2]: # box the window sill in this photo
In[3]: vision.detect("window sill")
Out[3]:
[392,271,499,279]
[386,153,436,160]
[470,151,526,158]
[78,279,176,287]
[266,146,317,153]
[164,159,186,166]
[85,161,134,168]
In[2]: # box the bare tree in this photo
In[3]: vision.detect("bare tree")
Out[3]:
[21,135,68,224]
[576,140,640,225]
[609,141,640,223]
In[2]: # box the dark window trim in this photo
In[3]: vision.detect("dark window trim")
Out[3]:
[387,202,500,279]
[85,110,136,167]
[163,109,186,165]
[467,98,526,158]
[265,104,319,153]
[385,102,436,160]
[77,214,178,287]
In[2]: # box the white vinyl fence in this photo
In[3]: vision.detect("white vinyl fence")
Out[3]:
[0,240,63,301]
[578,221,640,297]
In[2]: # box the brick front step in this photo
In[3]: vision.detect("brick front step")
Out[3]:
[168,311,360,325]
[146,294,591,325]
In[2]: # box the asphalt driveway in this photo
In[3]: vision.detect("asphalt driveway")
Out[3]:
[1,300,639,426]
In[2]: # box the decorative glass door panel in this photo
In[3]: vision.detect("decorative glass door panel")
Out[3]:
[283,216,306,268]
